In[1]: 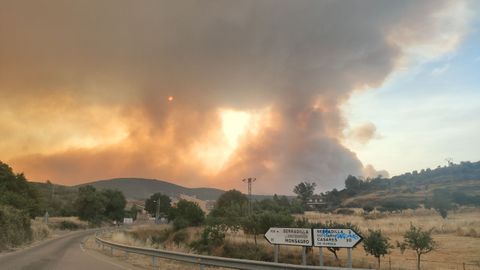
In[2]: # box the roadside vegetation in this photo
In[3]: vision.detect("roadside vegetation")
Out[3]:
[102,160,480,269]
[0,161,41,250]
[0,161,130,251]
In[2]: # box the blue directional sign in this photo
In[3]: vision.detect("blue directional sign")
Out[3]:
[313,229,363,248]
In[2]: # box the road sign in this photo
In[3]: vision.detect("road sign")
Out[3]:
[313,228,363,248]
[264,227,312,246]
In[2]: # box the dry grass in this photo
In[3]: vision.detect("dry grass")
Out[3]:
[301,207,480,269]
[91,208,480,270]
[31,219,51,242]
[47,216,88,229]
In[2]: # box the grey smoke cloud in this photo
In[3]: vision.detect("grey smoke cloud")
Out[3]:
[0,0,463,192]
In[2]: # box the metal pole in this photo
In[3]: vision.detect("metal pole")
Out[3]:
[302,246,307,265]
[319,247,323,266]
[43,211,49,225]
[347,248,352,268]
[125,251,128,259]
[274,244,279,263]
[110,247,113,256]
[155,199,160,224]
[242,178,256,215]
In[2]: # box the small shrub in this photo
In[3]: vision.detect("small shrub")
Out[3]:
[466,228,477,238]
[58,220,80,230]
[32,222,50,242]
[0,205,32,250]
[363,205,374,213]
[173,230,189,245]
[336,208,355,215]
[190,225,225,253]
[173,217,190,231]
[151,229,172,245]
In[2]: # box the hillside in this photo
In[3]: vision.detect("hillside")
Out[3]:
[75,178,225,200]
[320,161,480,210]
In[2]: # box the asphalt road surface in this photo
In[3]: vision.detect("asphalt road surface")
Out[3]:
[0,230,138,270]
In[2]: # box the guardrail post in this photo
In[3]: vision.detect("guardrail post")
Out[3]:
[152,256,157,270]
[125,251,129,259]
[196,258,204,270]
[111,247,114,256]
[347,248,352,268]
[302,246,307,265]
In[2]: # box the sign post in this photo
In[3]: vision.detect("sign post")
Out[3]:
[313,228,363,268]
[274,245,279,263]
[302,246,307,265]
[319,247,323,266]
[265,227,312,264]
[347,248,353,268]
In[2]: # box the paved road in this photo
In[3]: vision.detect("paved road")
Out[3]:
[0,230,136,270]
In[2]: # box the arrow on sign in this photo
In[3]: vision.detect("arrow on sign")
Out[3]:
[264,227,312,246]
[313,228,363,248]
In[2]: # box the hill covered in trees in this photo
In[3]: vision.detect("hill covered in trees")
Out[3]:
[76,178,225,200]
[319,161,480,212]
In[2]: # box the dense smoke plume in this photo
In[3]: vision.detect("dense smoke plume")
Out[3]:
[0,0,469,193]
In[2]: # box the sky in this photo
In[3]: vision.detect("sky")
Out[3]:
[0,0,478,194]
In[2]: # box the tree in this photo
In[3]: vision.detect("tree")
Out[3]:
[208,190,248,232]
[241,214,262,245]
[130,205,139,220]
[345,175,363,194]
[363,229,392,268]
[75,185,106,225]
[145,193,171,217]
[293,182,316,207]
[169,200,205,230]
[430,189,453,218]
[241,211,294,245]
[214,189,248,215]
[0,161,41,218]
[101,189,126,222]
[398,224,436,270]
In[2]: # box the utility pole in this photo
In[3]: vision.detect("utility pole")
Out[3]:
[44,181,55,225]
[155,198,161,224]
[242,177,256,215]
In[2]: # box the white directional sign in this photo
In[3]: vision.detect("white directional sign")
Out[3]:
[264,227,312,246]
[313,229,362,248]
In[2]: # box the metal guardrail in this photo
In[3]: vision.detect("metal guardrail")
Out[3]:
[95,236,370,270]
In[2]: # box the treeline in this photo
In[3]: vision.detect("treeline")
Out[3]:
[0,161,132,250]
[143,187,438,270]
[141,189,307,254]
[0,161,42,250]
[319,161,480,215]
